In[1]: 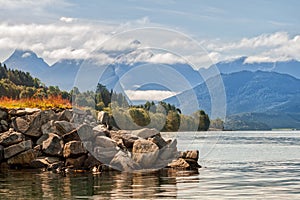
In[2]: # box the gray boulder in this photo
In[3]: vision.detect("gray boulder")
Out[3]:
[42,133,64,156]
[76,124,93,141]
[110,151,138,172]
[95,136,117,148]
[54,121,76,136]
[97,111,109,125]
[0,131,24,147]
[4,140,32,159]
[132,139,159,169]
[131,128,159,139]
[63,141,86,158]
[7,149,36,166]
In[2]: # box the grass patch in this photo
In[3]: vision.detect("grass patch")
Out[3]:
[0,96,72,110]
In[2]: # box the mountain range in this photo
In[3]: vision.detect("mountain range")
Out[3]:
[3,49,300,129]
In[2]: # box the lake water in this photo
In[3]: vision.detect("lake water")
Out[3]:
[1,131,300,199]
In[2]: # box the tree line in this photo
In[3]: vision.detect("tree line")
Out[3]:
[0,62,211,131]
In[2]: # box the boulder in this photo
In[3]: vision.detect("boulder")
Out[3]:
[4,140,32,159]
[30,156,61,169]
[65,155,87,168]
[93,146,118,164]
[76,124,93,141]
[0,120,9,132]
[131,128,159,139]
[97,111,109,125]
[167,158,201,170]
[57,109,73,122]
[179,150,199,161]
[158,139,178,161]
[167,158,190,169]
[54,121,76,136]
[62,129,80,143]
[0,108,8,120]
[121,134,140,149]
[63,141,86,158]
[95,136,117,148]
[148,135,167,149]
[93,124,111,137]
[83,153,101,169]
[132,139,159,168]
[30,158,50,168]
[0,145,4,162]
[0,131,24,147]
[41,120,57,135]
[13,110,55,137]
[36,134,50,146]
[110,151,138,172]
[42,133,64,156]
[7,149,36,166]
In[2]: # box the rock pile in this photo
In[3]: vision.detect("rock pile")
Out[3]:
[0,107,200,172]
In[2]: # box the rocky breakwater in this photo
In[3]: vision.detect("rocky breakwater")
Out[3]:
[0,107,200,172]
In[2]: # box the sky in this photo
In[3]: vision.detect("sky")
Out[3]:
[0,0,299,67]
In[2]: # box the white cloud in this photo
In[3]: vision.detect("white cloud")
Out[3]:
[21,52,31,58]
[0,0,70,10]
[0,22,113,64]
[60,17,77,23]
[125,90,178,101]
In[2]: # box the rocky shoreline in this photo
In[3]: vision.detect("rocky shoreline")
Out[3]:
[0,107,200,173]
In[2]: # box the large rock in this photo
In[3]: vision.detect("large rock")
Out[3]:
[54,121,76,136]
[65,155,87,168]
[93,146,118,164]
[168,158,201,170]
[97,111,109,125]
[95,136,117,148]
[4,140,32,159]
[0,145,4,162]
[57,109,73,122]
[121,134,140,149]
[42,133,64,156]
[158,139,178,161]
[7,149,36,166]
[83,153,101,169]
[131,128,159,139]
[76,124,93,141]
[148,135,167,149]
[110,151,138,172]
[0,108,8,120]
[41,120,57,135]
[0,131,24,147]
[132,139,159,168]
[167,158,190,169]
[13,110,56,137]
[63,141,86,158]
[62,129,80,143]
[30,156,60,169]
[36,134,50,146]
[179,150,199,161]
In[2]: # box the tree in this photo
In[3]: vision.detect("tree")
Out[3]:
[193,110,210,131]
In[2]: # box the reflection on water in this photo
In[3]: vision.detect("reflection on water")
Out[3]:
[0,168,199,199]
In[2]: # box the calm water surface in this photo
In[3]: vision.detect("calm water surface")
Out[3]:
[1,131,300,199]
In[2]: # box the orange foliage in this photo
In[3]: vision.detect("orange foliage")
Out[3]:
[0,96,72,110]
